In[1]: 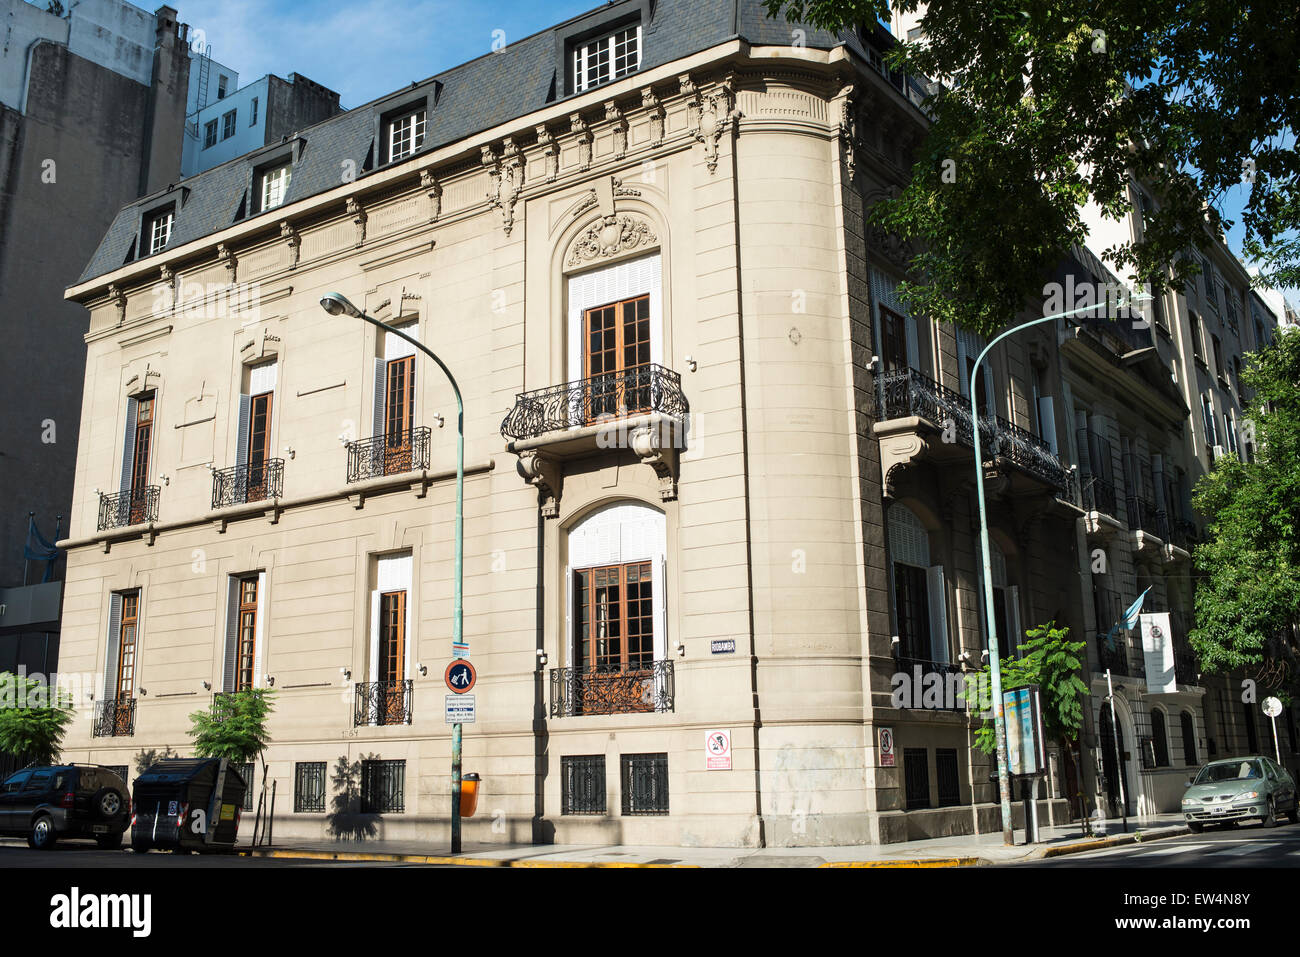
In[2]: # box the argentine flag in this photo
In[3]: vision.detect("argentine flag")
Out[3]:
[1104,586,1152,649]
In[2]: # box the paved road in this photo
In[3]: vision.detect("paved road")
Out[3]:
[1012,819,1300,867]
[0,840,436,868]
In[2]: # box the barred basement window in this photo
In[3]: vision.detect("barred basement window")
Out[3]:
[562,755,606,815]
[620,753,667,815]
[935,749,960,807]
[294,762,327,813]
[904,748,930,810]
[102,766,129,786]
[361,759,405,813]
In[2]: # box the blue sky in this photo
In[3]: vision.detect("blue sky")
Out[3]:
[174,0,597,109]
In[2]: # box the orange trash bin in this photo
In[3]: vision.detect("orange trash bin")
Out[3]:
[460,773,480,817]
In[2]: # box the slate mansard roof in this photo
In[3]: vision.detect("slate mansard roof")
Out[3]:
[75,0,876,285]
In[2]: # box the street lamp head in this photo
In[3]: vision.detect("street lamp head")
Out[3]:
[319,292,362,318]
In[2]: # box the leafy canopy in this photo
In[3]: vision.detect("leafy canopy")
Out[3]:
[187,689,276,766]
[1190,330,1300,676]
[963,622,1090,754]
[0,672,75,765]
[762,0,1300,335]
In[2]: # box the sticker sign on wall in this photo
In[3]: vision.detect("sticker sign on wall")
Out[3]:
[879,727,895,767]
[705,729,732,770]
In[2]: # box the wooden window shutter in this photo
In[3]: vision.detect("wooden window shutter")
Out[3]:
[222,579,240,693]
[372,358,387,440]
[119,397,139,493]
[235,394,251,469]
[926,565,949,663]
[103,593,123,700]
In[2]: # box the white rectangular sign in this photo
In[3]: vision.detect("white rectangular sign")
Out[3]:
[445,693,476,724]
[1140,612,1176,694]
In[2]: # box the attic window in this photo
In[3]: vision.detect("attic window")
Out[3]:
[573,24,641,93]
[388,107,426,163]
[259,163,292,212]
[147,207,174,255]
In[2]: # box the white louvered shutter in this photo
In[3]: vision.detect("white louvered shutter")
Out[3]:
[1008,585,1023,656]
[927,565,949,663]
[119,397,139,493]
[235,394,251,469]
[104,594,123,699]
[222,579,240,693]
[253,570,267,688]
[1037,396,1058,454]
[372,358,387,440]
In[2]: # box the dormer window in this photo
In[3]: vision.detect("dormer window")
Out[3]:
[259,163,292,212]
[573,24,641,93]
[388,108,426,163]
[147,208,174,255]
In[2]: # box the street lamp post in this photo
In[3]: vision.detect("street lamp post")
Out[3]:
[969,292,1149,846]
[319,292,466,853]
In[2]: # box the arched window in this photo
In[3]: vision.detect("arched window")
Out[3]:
[887,504,947,663]
[1151,709,1170,767]
[1181,711,1198,766]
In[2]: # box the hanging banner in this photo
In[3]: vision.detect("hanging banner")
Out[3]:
[1140,612,1176,694]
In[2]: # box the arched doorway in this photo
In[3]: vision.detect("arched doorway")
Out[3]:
[1099,707,1135,817]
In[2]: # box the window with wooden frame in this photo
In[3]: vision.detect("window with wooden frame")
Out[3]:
[878,305,910,373]
[1191,312,1207,365]
[377,590,407,723]
[116,592,140,702]
[245,389,273,498]
[128,393,155,522]
[234,576,259,691]
[382,353,417,471]
[583,294,650,421]
[892,563,931,661]
[574,562,654,675]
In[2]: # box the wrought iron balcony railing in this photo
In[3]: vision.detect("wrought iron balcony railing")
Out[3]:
[501,364,688,441]
[346,428,432,483]
[549,661,675,717]
[211,458,284,509]
[893,655,968,711]
[1169,519,1199,550]
[92,698,135,737]
[1081,475,1118,516]
[97,486,159,531]
[1174,650,1201,686]
[1126,495,1169,539]
[992,416,1070,490]
[354,679,413,726]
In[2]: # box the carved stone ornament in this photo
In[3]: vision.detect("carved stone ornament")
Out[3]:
[155,265,176,314]
[642,87,665,145]
[630,425,679,502]
[517,450,563,518]
[686,73,738,174]
[566,213,657,268]
[570,113,592,171]
[837,83,857,182]
[536,124,559,183]
[605,101,628,159]
[216,243,237,282]
[108,283,127,325]
[279,221,300,268]
[483,140,524,236]
[347,197,367,247]
[419,169,443,222]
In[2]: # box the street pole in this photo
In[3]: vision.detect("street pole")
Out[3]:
[320,295,465,853]
[1104,671,1129,833]
[1272,715,1281,764]
[969,292,1149,845]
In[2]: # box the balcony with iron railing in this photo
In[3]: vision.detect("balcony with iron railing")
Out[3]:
[893,655,969,712]
[873,368,1070,495]
[97,486,159,531]
[1095,635,1131,677]
[211,459,284,509]
[549,661,675,717]
[354,679,413,726]
[92,698,135,737]
[1174,649,1201,687]
[346,428,432,484]
[501,364,690,510]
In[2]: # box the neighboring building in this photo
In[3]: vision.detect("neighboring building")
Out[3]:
[181,72,341,177]
[0,0,191,677]
[185,45,239,117]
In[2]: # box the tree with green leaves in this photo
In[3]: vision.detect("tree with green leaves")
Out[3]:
[187,689,276,793]
[761,0,1300,334]
[1190,331,1300,678]
[0,672,75,765]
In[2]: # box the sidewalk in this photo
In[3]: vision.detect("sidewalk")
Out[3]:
[240,813,1189,867]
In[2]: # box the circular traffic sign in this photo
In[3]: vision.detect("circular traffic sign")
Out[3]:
[445,660,476,694]
[1263,696,1283,718]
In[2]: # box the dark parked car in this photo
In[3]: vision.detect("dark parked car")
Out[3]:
[0,764,130,849]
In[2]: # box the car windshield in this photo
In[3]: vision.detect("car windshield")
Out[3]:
[1194,760,1264,784]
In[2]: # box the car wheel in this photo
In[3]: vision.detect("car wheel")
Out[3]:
[27,815,57,850]
[1263,798,1280,828]
[130,837,150,854]
[1187,822,1204,833]
[96,832,124,850]
[92,787,125,820]
[1288,806,1299,825]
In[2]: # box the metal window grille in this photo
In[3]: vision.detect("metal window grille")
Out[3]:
[620,753,668,816]
[904,748,930,810]
[294,762,327,813]
[561,755,606,815]
[360,759,405,813]
[935,749,960,807]
[236,762,255,810]
[102,765,129,786]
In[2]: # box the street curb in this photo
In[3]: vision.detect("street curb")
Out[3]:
[820,857,981,868]
[238,848,696,867]
[1038,825,1191,858]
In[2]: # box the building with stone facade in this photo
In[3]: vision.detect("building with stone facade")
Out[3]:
[52,0,1285,848]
